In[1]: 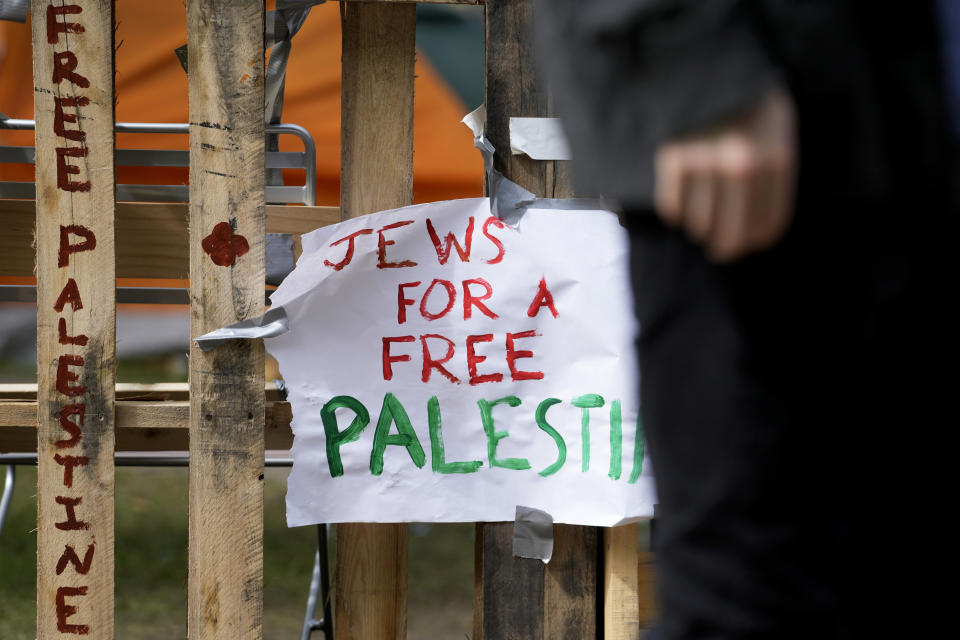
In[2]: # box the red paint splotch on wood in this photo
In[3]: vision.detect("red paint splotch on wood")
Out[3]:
[201,221,250,267]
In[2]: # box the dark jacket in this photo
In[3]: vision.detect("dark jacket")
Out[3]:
[536,0,952,211]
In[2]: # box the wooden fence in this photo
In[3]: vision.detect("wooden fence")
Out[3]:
[0,1,654,638]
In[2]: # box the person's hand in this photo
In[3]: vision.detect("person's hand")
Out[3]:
[654,88,797,263]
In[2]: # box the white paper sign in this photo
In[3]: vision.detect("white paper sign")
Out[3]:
[268,198,655,526]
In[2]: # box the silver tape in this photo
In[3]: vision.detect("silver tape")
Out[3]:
[509,117,571,160]
[512,505,554,563]
[462,106,612,227]
[194,306,290,352]
[265,233,295,286]
[0,0,27,23]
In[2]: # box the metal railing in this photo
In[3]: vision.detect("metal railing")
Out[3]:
[0,115,330,638]
[0,118,317,206]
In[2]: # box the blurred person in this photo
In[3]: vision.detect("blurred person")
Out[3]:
[537,1,953,638]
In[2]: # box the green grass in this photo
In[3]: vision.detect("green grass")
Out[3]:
[0,352,474,638]
[0,466,474,639]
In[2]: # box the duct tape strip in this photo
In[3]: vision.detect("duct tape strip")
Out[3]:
[513,505,554,563]
[509,117,571,160]
[0,0,27,22]
[194,306,290,352]
[266,1,323,127]
[174,0,323,126]
[265,233,295,286]
[462,106,612,227]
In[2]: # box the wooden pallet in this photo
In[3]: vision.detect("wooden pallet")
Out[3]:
[0,1,654,638]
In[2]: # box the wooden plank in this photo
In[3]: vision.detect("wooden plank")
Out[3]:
[31,0,117,636]
[0,200,34,277]
[263,204,340,260]
[0,200,340,278]
[473,525,600,640]
[474,521,544,640]
[484,0,573,201]
[476,1,596,638]
[546,525,600,638]
[637,550,658,629]
[335,523,409,640]
[0,381,287,401]
[604,524,641,640]
[0,400,294,452]
[339,1,415,220]
[186,1,266,639]
[336,2,416,639]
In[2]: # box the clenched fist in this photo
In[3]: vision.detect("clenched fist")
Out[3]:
[654,88,797,263]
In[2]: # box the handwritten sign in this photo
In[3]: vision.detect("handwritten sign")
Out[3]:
[32,1,116,636]
[269,199,655,526]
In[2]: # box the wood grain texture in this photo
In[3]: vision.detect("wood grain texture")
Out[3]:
[474,525,600,640]
[186,2,266,639]
[477,1,596,638]
[335,523,409,640]
[0,200,34,277]
[335,3,416,639]
[31,0,117,636]
[474,521,544,640]
[0,382,288,401]
[637,550,659,629]
[546,525,600,639]
[0,200,339,278]
[0,401,294,453]
[604,524,641,640]
[484,0,573,200]
[339,1,415,220]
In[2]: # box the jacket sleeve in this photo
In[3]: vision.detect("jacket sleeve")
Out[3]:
[536,0,784,204]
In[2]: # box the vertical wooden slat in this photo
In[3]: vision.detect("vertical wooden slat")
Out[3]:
[482,0,573,200]
[339,0,415,219]
[32,0,116,637]
[335,2,416,639]
[476,0,598,637]
[186,1,266,638]
[637,550,659,629]
[475,521,544,640]
[546,525,600,638]
[605,524,641,640]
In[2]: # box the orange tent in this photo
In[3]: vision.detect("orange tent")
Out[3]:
[0,3,483,205]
